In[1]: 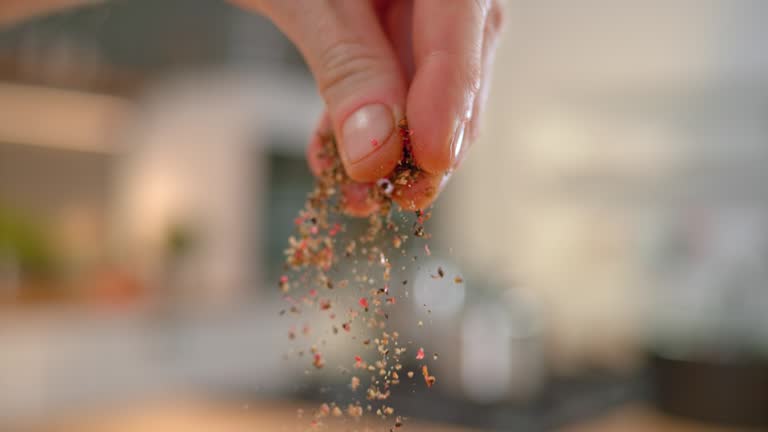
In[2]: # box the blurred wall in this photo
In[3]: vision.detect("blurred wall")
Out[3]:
[112,69,322,308]
[443,0,768,371]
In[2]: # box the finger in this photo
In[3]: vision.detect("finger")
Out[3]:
[407,0,490,174]
[307,111,379,217]
[341,182,380,217]
[464,0,504,160]
[391,170,448,211]
[246,0,406,183]
[382,0,415,82]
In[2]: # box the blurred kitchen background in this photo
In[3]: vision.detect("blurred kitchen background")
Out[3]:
[1,0,767,431]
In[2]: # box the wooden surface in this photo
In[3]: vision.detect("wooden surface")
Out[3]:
[13,401,764,432]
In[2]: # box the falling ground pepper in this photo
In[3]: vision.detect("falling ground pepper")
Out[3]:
[415,347,425,360]
[278,119,441,429]
[422,365,436,388]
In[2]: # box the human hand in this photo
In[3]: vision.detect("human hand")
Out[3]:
[232,0,503,215]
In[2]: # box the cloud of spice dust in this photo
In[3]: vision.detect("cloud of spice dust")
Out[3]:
[276,120,455,430]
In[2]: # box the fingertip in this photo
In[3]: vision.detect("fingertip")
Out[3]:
[341,182,380,217]
[391,170,446,211]
[343,133,403,183]
[408,0,485,174]
[407,57,473,174]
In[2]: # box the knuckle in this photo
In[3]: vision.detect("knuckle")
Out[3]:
[316,38,383,100]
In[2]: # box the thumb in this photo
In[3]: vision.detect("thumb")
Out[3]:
[245,1,406,182]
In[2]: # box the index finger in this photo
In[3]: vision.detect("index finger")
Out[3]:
[406,0,490,174]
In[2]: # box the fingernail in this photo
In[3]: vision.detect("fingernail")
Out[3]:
[449,120,468,167]
[341,104,395,164]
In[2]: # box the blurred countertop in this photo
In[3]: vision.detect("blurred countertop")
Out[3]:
[0,302,299,422]
[11,400,481,432]
[563,405,764,432]
[9,401,764,432]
